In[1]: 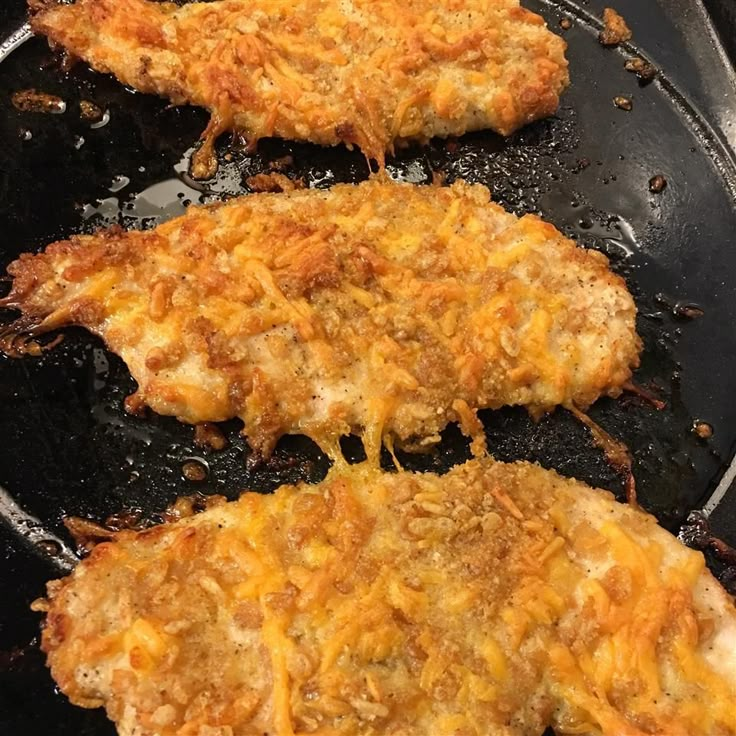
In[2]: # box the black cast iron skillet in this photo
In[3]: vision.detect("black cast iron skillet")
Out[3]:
[1,1,736,733]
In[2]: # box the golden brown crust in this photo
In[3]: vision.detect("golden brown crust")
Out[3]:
[39,458,736,735]
[5,179,640,457]
[599,8,632,47]
[30,0,569,162]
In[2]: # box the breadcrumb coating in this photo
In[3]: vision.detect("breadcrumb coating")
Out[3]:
[36,458,736,736]
[3,179,640,458]
[30,0,569,163]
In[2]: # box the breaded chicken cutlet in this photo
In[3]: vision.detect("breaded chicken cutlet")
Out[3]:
[30,0,569,167]
[36,458,736,736]
[2,179,640,458]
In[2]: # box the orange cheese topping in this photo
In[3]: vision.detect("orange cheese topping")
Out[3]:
[5,179,640,458]
[37,458,736,736]
[31,0,569,162]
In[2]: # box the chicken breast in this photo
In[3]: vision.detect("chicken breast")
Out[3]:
[2,179,640,458]
[36,457,736,736]
[30,0,569,165]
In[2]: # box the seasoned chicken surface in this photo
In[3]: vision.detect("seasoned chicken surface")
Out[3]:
[4,179,639,456]
[30,0,569,164]
[37,458,736,736]
[3,179,640,457]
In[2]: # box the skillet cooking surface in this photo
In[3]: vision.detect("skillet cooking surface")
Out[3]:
[2,1,736,733]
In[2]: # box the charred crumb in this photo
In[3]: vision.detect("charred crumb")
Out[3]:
[36,539,62,557]
[599,8,632,46]
[673,303,704,320]
[692,421,714,440]
[649,174,667,193]
[36,49,77,73]
[194,422,228,452]
[11,89,66,114]
[625,57,658,84]
[0,638,43,672]
[265,454,302,471]
[270,154,294,172]
[653,293,704,321]
[613,96,633,112]
[0,328,63,359]
[679,511,713,549]
[104,508,146,532]
[559,18,572,31]
[0,645,27,671]
[228,130,249,149]
[653,293,703,320]
[570,406,636,506]
[680,512,736,569]
[621,381,666,411]
[246,451,312,476]
[721,568,736,596]
[59,50,78,73]
[79,99,104,123]
[64,506,158,554]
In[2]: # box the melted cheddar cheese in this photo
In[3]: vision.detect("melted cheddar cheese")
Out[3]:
[37,458,736,736]
[31,0,569,162]
[5,179,640,458]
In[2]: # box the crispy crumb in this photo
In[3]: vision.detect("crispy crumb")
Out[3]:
[270,155,294,172]
[625,57,658,84]
[181,460,207,482]
[613,95,633,111]
[194,423,228,451]
[693,420,713,439]
[79,99,103,122]
[648,174,667,193]
[599,7,632,46]
[11,89,66,114]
